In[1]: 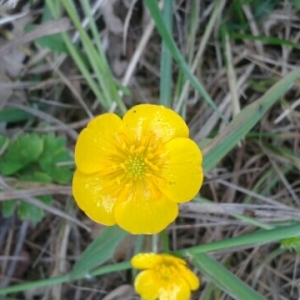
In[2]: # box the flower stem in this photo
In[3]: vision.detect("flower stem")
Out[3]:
[161,230,170,253]
[152,234,159,253]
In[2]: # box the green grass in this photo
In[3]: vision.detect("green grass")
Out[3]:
[1,1,300,299]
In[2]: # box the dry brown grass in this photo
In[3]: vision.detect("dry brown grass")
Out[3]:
[0,0,300,299]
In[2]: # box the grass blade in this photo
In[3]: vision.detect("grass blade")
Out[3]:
[191,253,266,300]
[0,262,131,295]
[201,67,300,172]
[174,222,300,256]
[159,0,173,107]
[70,226,127,279]
[230,32,300,49]
[175,0,226,113]
[144,0,225,121]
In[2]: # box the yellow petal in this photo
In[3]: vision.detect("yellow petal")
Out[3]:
[75,113,122,174]
[134,270,160,300]
[135,269,191,300]
[162,138,203,203]
[123,104,189,143]
[178,264,200,290]
[159,278,191,300]
[132,254,196,300]
[140,273,191,300]
[161,254,186,264]
[131,253,162,269]
[131,253,186,270]
[114,182,178,234]
[72,170,116,225]
[159,277,191,300]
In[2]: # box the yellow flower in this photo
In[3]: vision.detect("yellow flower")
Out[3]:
[72,104,203,234]
[131,253,200,300]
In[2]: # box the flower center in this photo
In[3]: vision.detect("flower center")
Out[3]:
[114,134,164,180]
[156,263,177,281]
[100,132,169,198]
[125,156,146,179]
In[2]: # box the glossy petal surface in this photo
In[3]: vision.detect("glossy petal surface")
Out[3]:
[123,104,189,142]
[162,138,203,202]
[134,270,160,300]
[158,278,190,300]
[75,113,122,174]
[132,253,185,270]
[131,253,162,269]
[134,270,191,300]
[114,183,178,234]
[72,170,116,225]
[178,264,200,290]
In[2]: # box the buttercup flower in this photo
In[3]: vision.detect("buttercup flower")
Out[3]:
[131,253,200,300]
[73,104,203,234]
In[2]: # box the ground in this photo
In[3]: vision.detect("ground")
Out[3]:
[0,0,300,299]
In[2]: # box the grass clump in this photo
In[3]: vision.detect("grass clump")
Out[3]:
[0,0,300,299]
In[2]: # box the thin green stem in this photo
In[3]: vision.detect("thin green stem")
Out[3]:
[159,0,173,107]
[161,230,170,253]
[152,234,159,253]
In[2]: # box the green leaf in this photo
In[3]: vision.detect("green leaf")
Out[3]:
[291,0,300,9]
[0,135,8,148]
[281,236,300,251]
[2,171,52,224]
[18,195,51,225]
[2,200,17,218]
[38,133,73,184]
[17,172,52,225]
[23,171,53,183]
[250,0,281,20]
[26,22,67,54]
[191,253,266,300]
[0,134,44,175]
[35,32,69,53]
[0,108,33,124]
[70,226,127,280]
[27,24,88,64]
